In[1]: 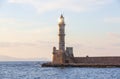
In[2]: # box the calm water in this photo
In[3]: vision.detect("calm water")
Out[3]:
[0,61,120,79]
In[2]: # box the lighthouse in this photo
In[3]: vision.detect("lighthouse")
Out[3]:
[52,14,74,64]
[42,14,120,67]
[58,14,65,51]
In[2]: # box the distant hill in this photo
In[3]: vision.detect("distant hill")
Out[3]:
[0,55,50,61]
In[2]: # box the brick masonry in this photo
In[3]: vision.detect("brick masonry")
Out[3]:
[74,57,120,64]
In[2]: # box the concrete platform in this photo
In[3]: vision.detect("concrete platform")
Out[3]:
[42,62,120,67]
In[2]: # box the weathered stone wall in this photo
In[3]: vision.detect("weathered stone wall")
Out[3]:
[53,50,65,64]
[74,57,120,64]
[64,56,75,63]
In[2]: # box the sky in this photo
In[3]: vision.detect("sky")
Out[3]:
[0,0,120,60]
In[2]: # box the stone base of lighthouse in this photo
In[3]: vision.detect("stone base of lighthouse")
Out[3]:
[52,47,74,64]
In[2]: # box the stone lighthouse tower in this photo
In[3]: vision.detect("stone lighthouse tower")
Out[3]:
[52,14,66,64]
[58,14,65,51]
[52,14,74,64]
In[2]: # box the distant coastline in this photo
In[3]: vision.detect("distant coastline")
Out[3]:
[0,55,49,61]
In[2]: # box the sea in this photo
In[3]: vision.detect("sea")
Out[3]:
[0,61,120,79]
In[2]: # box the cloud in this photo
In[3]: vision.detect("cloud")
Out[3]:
[72,32,120,57]
[0,17,46,29]
[0,40,57,48]
[112,43,120,47]
[104,17,120,23]
[0,17,55,43]
[0,17,56,59]
[107,32,120,39]
[107,32,120,47]
[7,0,113,13]
[0,42,36,47]
[0,27,55,42]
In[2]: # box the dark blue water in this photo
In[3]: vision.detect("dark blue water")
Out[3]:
[0,61,120,79]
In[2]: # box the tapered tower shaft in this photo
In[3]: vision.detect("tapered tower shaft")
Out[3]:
[58,15,65,51]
